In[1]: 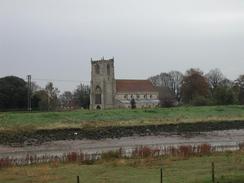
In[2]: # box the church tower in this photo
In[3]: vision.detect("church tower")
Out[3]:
[90,57,116,109]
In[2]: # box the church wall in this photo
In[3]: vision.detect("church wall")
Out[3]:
[116,92,158,100]
[115,91,159,109]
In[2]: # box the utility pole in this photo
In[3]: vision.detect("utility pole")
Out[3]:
[27,75,32,112]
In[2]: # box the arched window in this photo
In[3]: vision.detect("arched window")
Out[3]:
[95,86,102,104]
[95,64,100,74]
[107,64,110,75]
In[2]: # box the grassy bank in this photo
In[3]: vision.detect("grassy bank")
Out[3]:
[0,105,244,132]
[0,152,244,183]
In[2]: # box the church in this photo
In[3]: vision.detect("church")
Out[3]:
[90,58,160,109]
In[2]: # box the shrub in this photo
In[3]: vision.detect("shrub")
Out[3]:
[213,86,235,105]
[179,145,193,158]
[0,158,11,169]
[132,146,153,158]
[101,150,122,160]
[160,96,177,108]
[191,96,210,106]
[197,144,211,155]
[67,152,78,162]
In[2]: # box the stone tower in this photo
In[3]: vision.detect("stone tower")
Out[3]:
[90,58,116,109]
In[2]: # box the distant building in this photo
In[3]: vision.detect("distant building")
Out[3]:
[90,58,160,109]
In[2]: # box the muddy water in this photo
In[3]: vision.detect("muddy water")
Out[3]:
[0,129,244,159]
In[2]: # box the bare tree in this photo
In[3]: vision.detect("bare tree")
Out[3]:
[73,84,90,109]
[168,71,183,101]
[148,74,161,87]
[236,75,244,104]
[45,82,60,111]
[236,75,244,88]
[149,71,183,102]
[31,82,41,93]
[59,91,73,108]
[206,68,225,90]
[160,73,172,88]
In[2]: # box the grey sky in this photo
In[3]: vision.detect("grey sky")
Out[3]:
[1,0,244,92]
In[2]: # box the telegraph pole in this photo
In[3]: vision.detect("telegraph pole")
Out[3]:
[27,75,32,112]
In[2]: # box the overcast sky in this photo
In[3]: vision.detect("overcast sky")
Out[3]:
[1,0,244,92]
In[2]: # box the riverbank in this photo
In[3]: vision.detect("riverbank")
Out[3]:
[1,129,243,159]
[1,120,244,146]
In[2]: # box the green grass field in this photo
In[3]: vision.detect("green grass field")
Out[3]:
[1,152,244,183]
[1,105,244,132]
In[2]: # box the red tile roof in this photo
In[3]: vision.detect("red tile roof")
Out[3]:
[116,80,157,92]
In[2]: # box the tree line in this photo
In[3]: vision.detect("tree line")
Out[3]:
[0,76,90,111]
[1,68,244,111]
[149,68,244,107]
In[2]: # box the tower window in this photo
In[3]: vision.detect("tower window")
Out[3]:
[95,64,100,74]
[107,64,110,75]
[95,86,102,104]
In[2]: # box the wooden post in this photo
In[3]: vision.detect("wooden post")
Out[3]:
[160,168,163,183]
[77,176,80,183]
[212,162,215,183]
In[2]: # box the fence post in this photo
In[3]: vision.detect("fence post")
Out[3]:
[160,167,163,183]
[77,176,80,183]
[212,162,215,183]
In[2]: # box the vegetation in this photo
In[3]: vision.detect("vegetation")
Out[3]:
[0,68,244,112]
[0,76,28,110]
[1,105,244,132]
[0,151,244,183]
[0,76,90,111]
[149,68,244,106]
[181,68,209,104]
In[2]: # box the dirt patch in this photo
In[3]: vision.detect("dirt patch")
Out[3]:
[1,120,244,146]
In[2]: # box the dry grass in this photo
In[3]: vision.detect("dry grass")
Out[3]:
[1,151,244,183]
